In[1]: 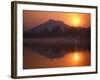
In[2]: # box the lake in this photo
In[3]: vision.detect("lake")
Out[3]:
[23,38,90,69]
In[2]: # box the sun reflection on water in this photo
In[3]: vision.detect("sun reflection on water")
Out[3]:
[64,50,90,67]
[74,51,80,61]
[24,48,91,68]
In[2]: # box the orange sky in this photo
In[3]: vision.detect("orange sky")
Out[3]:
[23,10,91,31]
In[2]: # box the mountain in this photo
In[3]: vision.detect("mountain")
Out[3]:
[29,19,72,32]
[24,19,90,38]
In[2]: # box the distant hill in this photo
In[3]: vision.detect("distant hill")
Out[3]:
[24,19,90,38]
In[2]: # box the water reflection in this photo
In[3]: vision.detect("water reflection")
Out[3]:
[74,51,80,61]
[23,43,90,69]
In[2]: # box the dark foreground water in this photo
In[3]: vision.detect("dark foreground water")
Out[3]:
[23,38,91,69]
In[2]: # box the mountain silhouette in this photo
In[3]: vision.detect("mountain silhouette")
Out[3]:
[29,19,72,32]
[24,19,90,38]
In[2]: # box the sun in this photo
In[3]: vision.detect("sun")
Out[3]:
[63,13,88,28]
[71,16,81,27]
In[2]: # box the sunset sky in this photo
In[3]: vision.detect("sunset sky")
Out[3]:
[23,10,91,31]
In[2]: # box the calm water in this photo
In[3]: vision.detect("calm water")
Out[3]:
[23,38,90,69]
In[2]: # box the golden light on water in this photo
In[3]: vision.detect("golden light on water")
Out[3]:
[63,50,90,67]
[74,51,80,61]
[64,51,82,65]
[24,48,91,68]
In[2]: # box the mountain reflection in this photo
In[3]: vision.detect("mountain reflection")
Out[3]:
[23,41,90,69]
[23,38,90,59]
